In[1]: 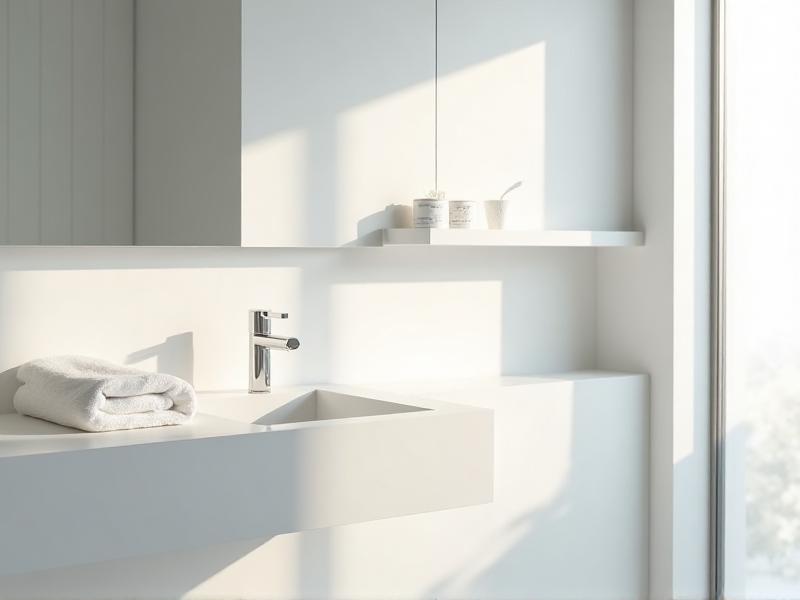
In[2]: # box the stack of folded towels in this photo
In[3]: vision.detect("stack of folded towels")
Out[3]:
[13,356,196,433]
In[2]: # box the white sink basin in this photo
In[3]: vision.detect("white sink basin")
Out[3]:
[200,384,493,534]
[254,389,429,426]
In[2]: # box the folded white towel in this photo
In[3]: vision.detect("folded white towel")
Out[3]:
[14,356,196,432]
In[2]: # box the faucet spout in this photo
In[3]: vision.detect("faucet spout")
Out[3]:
[252,334,300,351]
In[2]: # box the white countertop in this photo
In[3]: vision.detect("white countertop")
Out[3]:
[0,371,646,459]
[0,412,265,459]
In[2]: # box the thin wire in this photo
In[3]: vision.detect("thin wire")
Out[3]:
[434,0,438,192]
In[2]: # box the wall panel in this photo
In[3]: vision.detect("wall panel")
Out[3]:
[0,0,133,245]
[41,0,73,243]
[0,0,9,243]
[8,0,41,243]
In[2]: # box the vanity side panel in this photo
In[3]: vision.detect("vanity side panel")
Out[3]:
[259,410,493,532]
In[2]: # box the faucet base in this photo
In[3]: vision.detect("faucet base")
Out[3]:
[248,388,271,394]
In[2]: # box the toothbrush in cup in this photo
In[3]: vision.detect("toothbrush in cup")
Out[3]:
[485,180,523,229]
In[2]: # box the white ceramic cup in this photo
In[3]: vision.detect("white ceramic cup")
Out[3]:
[484,199,510,229]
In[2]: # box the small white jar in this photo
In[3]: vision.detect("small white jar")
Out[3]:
[414,198,449,229]
[449,200,478,229]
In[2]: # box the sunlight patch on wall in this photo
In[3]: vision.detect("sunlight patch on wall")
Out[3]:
[337,80,435,243]
[241,129,309,246]
[437,43,546,229]
[328,280,502,383]
[0,266,306,403]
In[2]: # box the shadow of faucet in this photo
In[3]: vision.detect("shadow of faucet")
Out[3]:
[126,332,195,384]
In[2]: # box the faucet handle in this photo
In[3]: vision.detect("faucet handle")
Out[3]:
[250,309,288,335]
[250,309,288,319]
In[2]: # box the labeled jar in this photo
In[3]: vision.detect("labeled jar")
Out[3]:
[449,200,478,229]
[413,198,449,229]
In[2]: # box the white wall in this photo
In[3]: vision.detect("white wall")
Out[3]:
[241,0,436,247]
[0,0,133,245]
[148,0,632,246]
[0,246,596,413]
[597,1,711,598]
[598,0,676,589]
[437,0,633,231]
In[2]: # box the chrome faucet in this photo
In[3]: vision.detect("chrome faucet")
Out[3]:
[249,310,299,393]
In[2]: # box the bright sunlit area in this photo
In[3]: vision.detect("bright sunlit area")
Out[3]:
[724,1,800,597]
[0,0,791,598]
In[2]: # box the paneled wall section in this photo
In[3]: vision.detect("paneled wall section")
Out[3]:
[0,0,133,245]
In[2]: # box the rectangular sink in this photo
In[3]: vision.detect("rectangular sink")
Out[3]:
[201,384,494,535]
[0,385,492,577]
[255,389,429,426]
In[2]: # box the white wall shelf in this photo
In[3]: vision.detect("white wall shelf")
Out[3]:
[380,228,644,247]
